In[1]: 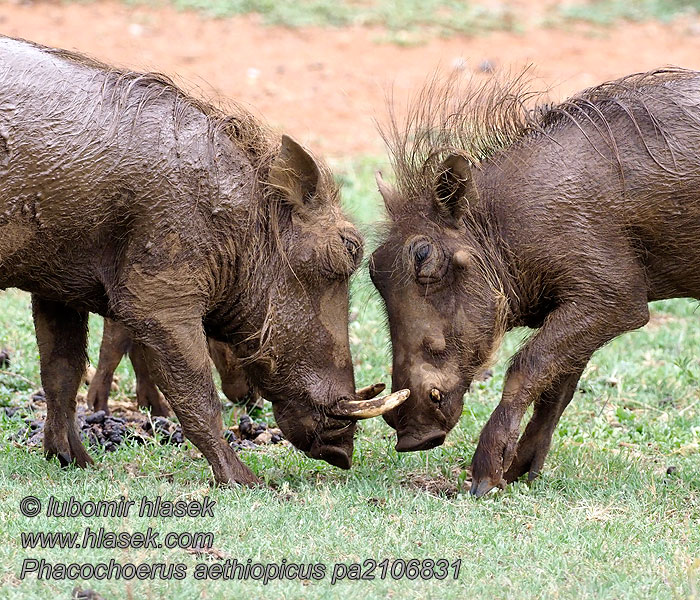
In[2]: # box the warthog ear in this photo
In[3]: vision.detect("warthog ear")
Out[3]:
[375,170,400,216]
[434,154,478,224]
[268,135,321,209]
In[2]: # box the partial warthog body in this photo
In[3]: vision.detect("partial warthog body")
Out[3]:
[372,69,700,495]
[0,36,405,484]
[87,318,260,417]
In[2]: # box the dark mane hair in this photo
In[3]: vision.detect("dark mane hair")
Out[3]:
[379,67,700,202]
[22,35,338,202]
[28,38,275,163]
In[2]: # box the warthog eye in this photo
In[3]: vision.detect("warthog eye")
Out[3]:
[414,241,432,265]
[407,237,448,284]
[342,235,362,266]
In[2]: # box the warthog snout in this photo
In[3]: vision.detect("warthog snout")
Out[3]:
[305,419,356,469]
[383,384,463,453]
[395,430,446,452]
[275,384,410,470]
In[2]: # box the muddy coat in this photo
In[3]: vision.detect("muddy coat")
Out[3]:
[0,36,391,484]
[371,69,700,495]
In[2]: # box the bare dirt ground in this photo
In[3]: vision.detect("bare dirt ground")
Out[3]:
[2,1,700,156]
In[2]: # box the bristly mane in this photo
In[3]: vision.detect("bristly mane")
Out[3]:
[30,38,275,164]
[23,36,338,207]
[379,67,700,202]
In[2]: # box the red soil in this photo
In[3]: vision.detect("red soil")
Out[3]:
[2,1,700,157]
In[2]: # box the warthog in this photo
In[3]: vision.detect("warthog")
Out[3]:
[87,318,261,417]
[0,36,407,485]
[371,69,700,495]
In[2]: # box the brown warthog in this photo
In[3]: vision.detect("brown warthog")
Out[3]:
[0,36,407,485]
[87,318,261,417]
[371,69,700,496]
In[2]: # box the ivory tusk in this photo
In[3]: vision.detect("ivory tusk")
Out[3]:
[355,382,386,401]
[333,389,410,420]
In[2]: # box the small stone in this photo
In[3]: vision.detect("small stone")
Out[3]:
[239,415,253,439]
[73,585,107,600]
[478,59,495,73]
[152,417,171,433]
[170,429,184,445]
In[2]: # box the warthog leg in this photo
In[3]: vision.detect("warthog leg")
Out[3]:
[32,295,94,468]
[129,341,170,417]
[504,368,583,484]
[86,318,132,414]
[470,291,649,497]
[125,311,260,486]
[89,320,255,416]
[208,338,261,411]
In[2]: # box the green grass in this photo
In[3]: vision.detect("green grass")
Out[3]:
[1,160,699,599]
[558,0,700,26]
[63,0,700,36]
[120,0,520,38]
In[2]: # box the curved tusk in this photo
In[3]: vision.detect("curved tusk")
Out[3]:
[333,389,410,420]
[355,382,386,401]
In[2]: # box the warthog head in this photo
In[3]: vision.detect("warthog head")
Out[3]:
[370,153,506,453]
[229,135,408,469]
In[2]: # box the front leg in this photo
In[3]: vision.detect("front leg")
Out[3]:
[504,368,583,484]
[208,339,261,411]
[124,311,260,486]
[470,299,648,497]
[129,341,170,417]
